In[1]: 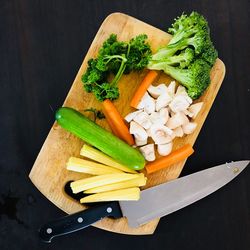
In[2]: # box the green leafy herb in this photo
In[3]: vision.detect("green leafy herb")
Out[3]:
[82,34,152,101]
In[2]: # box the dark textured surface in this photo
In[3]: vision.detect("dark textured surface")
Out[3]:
[0,0,249,249]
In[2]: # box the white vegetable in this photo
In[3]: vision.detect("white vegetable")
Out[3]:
[188,102,203,119]
[166,112,189,129]
[149,108,169,125]
[175,86,192,104]
[173,126,184,137]
[169,95,191,113]
[139,144,155,161]
[155,92,172,111]
[133,111,152,129]
[136,92,155,114]
[150,124,173,144]
[135,138,147,146]
[159,108,169,124]
[124,110,142,123]
[129,121,148,141]
[147,84,168,98]
[167,81,176,97]
[182,122,197,134]
[157,142,173,156]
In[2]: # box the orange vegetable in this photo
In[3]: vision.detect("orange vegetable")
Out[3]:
[146,144,194,174]
[102,99,134,145]
[130,70,158,108]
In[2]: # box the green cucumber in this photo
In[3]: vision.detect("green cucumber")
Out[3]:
[55,107,145,170]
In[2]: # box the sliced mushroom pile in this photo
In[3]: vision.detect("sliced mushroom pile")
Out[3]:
[125,81,203,162]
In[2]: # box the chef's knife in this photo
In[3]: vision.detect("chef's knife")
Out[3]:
[39,160,249,242]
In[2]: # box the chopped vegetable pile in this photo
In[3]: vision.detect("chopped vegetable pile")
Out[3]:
[147,11,218,99]
[82,34,152,101]
[125,80,203,162]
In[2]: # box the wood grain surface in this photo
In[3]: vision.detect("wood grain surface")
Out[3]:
[29,13,225,235]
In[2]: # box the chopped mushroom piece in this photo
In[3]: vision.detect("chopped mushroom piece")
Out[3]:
[169,95,191,113]
[135,138,147,146]
[157,142,173,156]
[124,110,142,123]
[133,112,152,129]
[150,124,173,144]
[149,108,169,125]
[129,121,148,141]
[136,92,155,114]
[147,84,168,98]
[182,122,197,134]
[173,126,184,137]
[159,108,169,124]
[188,102,203,119]
[167,81,176,97]
[155,92,172,111]
[166,112,189,129]
[183,109,194,118]
[139,144,155,161]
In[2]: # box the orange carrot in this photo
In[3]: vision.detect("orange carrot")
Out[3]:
[146,144,194,174]
[130,70,158,108]
[102,108,121,138]
[102,99,134,145]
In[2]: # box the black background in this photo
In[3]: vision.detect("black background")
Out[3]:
[0,0,249,249]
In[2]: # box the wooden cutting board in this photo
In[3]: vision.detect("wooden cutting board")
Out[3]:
[29,13,225,235]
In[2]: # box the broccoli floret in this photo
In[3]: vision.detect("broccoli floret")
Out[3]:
[149,59,211,99]
[148,11,218,99]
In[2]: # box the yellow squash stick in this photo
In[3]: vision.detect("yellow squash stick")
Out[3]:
[80,145,137,174]
[84,173,147,193]
[80,187,140,203]
[66,157,122,175]
[70,173,139,193]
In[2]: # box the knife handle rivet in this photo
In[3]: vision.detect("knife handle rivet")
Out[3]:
[77,217,83,223]
[233,167,239,173]
[106,207,112,213]
[46,228,52,234]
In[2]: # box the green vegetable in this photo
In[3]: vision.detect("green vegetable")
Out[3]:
[82,34,152,101]
[84,108,105,122]
[148,11,218,99]
[55,107,145,170]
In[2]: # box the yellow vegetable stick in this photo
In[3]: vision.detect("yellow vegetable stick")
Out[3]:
[84,173,147,193]
[80,187,140,203]
[70,173,139,193]
[80,145,137,174]
[66,157,122,175]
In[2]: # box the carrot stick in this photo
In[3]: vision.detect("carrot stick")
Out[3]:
[102,99,134,145]
[146,144,194,174]
[102,108,121,138]
[130,70,158,108]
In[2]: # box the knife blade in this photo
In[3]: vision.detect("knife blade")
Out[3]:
[39,160,249,242]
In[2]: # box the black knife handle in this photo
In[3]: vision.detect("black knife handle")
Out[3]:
[39,201,122,242]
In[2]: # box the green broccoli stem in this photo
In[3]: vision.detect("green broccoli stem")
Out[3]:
[148,62,189,87]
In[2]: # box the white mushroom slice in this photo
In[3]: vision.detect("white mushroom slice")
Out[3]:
[183,109,194,118]
[147,84,168,98]
[173,126,184,137]
[146,128,152,137]
[167,81,176,97]
[139,144,155,162]
[135,138,147,146]
[136,92,150,110]
[155,92,172,111]
[124,110,142,123]
[166,112,189,129]
[182,122,197,134]
[129,121,148,141]
[175,85,192,104]
[150,124,173,144]
[133,112,152,129]
[136,92,155,114]
[188,102,203,119]
[159,108,169,124]
[169,95,191,113]
[157,142,173,156]
[149,108,169,125]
